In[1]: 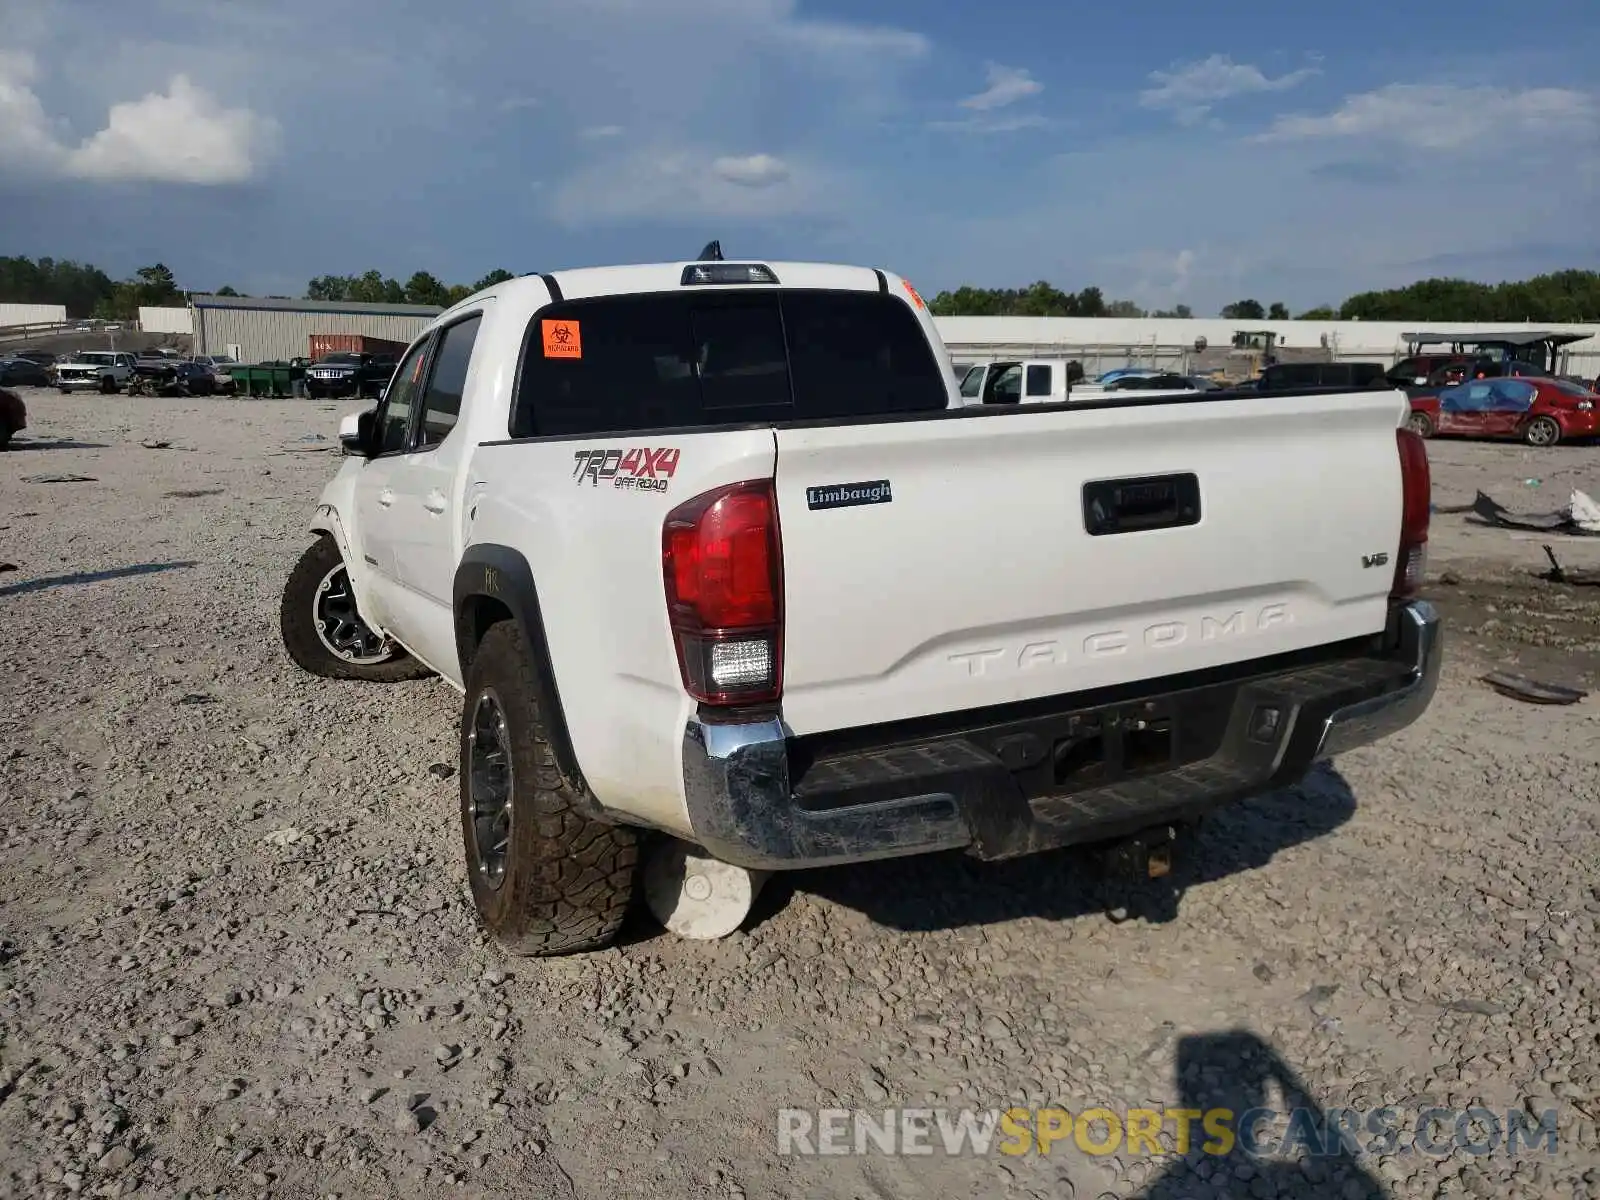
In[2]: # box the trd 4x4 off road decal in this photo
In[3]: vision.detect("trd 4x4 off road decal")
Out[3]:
[573,447,681,493]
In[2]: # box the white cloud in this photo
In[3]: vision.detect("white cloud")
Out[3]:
[1141,54,1317,124]
[0,55,277,184]
[69,75,279,184]
[960,63,1042,112]
[928,113,1055,135]
[1258,83,1599,150]
[551,144,832,224]
[0,50,67,168]
[711,153,790,188]
[579,124,624,139]
[778,18,928,59]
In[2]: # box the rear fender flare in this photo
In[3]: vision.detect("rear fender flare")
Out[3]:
[453,544,606,820]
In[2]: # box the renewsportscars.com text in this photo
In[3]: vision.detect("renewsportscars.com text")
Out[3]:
[777,1106,1560,1159]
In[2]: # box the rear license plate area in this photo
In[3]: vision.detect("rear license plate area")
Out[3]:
[1049,702,1178,788]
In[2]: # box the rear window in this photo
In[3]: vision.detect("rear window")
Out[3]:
[511,289,946,438]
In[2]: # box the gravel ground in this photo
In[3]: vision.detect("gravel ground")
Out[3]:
[2,390,1599,1200]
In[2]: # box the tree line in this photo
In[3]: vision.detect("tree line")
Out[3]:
[928,270,1600,323]
[5,254,1599,324]
[0,257,519,320]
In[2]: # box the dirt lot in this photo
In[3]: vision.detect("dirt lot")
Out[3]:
[3,391,1599,1200]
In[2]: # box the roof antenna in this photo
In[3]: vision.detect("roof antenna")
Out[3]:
[697,240,723,262]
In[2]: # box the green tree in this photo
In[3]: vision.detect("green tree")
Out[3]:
[215,285,240,297]
[1267,302,1290,320]
[1221,299,1266,320]
[403,271,450,307]
[1151,304,1193,319]
[1104,299,1147,318]
[346,270,406,304]
[1296,305,1337,320]
[473,268,516,291]
[0,255,118,317]
[306,275,353,301]
[133,263,181,306]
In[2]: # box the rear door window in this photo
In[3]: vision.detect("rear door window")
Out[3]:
[1025,365,1052,397]
[513,289,946,437]
[782,290,947,419]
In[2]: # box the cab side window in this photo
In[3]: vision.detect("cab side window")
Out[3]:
[417,315,482,448]
[1025,365,1052,397]
[378,339,432,454]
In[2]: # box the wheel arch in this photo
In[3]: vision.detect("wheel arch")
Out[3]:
[454,543,600,815]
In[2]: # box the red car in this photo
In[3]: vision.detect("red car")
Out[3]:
[1406,376,1599,447]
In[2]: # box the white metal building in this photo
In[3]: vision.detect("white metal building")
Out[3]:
[934,316,1600,378]
[139,306,193,335]
[189,294,444,362]
[0,302,69,328]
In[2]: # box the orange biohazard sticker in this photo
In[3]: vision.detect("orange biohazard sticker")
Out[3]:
[542,319,582,359]
[902,279,925,309]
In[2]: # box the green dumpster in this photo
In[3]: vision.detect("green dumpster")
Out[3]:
[231,362,305,398]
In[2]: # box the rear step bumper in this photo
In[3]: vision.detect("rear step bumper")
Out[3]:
[681,600,1441,871]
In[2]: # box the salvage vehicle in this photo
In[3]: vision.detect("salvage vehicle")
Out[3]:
[279,254,1442,956]
[304,351,398,399]
[0,356,51,387]
[127,361,221,397]
[54,351,136,394]
[1406,376,1599,445]
[0,386,24,448]
[190,354,239,393]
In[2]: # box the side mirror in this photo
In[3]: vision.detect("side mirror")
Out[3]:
[340,408,377,457]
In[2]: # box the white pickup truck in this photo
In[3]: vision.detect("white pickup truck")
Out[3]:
[54,351,137,393]
[279,256,1442,956]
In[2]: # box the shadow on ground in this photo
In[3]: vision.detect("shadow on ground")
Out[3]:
[778,762,1358,935]
[1137,1029,1387,1199]
[0,561,197,598]
[4,439,110,450]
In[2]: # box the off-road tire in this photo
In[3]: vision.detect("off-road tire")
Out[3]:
[278,535,431,682]
[1406,411,1434,438]
[1524,416,1561,447]
[460,620,638,956]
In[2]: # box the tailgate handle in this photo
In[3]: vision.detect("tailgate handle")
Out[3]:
[1083,474,1201,536]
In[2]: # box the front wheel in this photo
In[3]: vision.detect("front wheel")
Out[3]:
[460,621,638,956]
[1524,416,1561,447]
[1406,411,1434,438]
[278,536,430,681]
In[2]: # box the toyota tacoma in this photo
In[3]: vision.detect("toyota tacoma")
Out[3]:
[279,255,1442,956]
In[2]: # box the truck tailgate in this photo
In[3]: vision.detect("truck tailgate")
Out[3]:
[773,390,1409,736]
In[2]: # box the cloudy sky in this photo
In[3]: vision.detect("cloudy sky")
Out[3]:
[2,0,1597,313]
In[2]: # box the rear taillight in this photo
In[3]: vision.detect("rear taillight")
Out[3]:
[662,481,783,706]
[1393,427,1430,598]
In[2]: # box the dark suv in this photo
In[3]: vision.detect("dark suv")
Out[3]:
[1256,361,1390,390]
[304,352,398,399]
